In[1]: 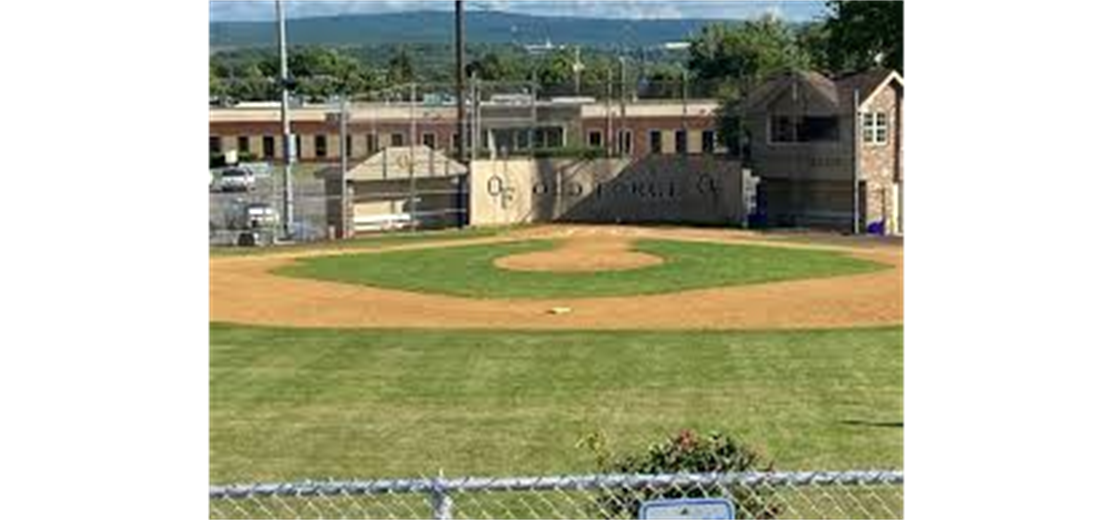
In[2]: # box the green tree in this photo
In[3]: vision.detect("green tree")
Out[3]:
[825,0,903,73]
[687,15,810,155]
[688,16,809,97]
[288,47,368,98]
[796,20,833,74]
[536,48,577,87]
[209,63,227,99]
[387,47,415,85]
[466,51,526,81]
[642,63,686,99]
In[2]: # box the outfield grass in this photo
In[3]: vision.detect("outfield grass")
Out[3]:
[210,324,902,483]
[209,227,503,257]
[275,239,887,299]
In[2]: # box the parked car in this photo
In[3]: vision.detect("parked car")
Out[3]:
[215,167,256,192]
[218,199,279,231]
[244,202,280,229]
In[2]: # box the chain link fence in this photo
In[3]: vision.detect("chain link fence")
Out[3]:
[209,162,333,247]
[209,75,752,250]
[210,470,902,519]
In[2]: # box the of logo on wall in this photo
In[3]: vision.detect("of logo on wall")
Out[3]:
[487,175,516,209]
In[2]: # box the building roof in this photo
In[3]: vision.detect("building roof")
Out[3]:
[746,68,903,114]
[318,146,467,182]
[747,70,838,110]
[210,99,723,124]
[835,69,902,108]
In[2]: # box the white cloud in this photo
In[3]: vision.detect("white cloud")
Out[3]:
[209,0,825,22]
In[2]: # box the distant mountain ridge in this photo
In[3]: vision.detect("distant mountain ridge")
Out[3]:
[210,10,742,49]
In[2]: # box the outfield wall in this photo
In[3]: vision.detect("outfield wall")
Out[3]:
[470,157,756,226]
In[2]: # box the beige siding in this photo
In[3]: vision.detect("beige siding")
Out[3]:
[661,130,676,154]
[327,134,342,160]
[351,133,368,158]
[688,131,703,155]
[247,136,263,157]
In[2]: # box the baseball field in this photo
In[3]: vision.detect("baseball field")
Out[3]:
[210,225,903,483]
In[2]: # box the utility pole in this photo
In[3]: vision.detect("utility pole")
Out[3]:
[605,66,613,157]
[853,89,861,235]
[469,73,479,164]
[455,0,466,163]
[409,82,418,232]
[339,95,349,239]
[276,0,295,238]
[681,67,688,152]
[619,56,627,156]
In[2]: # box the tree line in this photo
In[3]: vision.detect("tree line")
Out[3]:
[210,0,903,147]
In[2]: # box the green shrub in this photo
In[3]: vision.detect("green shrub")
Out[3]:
[581,429,783,519]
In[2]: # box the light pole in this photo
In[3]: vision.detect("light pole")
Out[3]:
[276,0,295,238]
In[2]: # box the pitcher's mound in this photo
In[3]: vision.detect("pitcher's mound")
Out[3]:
[495,235,663,272]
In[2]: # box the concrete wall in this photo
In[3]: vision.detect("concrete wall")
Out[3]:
[470,156,752,226]
[760,178,855,229]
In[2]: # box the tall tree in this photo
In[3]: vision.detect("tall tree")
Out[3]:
[826,0,903,73]
[687,15,810,156]
[466,51,526,81]
[387,48,415,85]
[688,16,809,97]
[209,63,227,99]
[796,20,833,74]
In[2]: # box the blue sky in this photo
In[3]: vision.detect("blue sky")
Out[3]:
[210,1,828,22]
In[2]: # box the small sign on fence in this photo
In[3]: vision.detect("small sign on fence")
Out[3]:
[638,498,735,520]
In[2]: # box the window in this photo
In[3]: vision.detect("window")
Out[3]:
[675,130,688,154]
[345,135,353,157]
[314,134,327,158]
[702,130,716,154]
[210,136,222,154]
[422,132,436,149]
[649,130,662,154]
[771,115,840,143]
[799,117,839,142]
[771,116,795,143]
[533,127,565,149]
[586,130,603,147]
[367,134,379,154]
[237,136,250,153]
[390,133,404,147]
[619,130,633,155]
[862,112,889,145]
[451,133,460,152]
[262,136,275,159]
[515,130,531,151]
[294,135,303,158]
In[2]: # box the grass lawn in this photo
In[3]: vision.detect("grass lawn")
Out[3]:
[275,239,887,299]
[209,227,503,257]
[210,324,902,484]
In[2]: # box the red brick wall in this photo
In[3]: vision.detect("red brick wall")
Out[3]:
[211,114,721,161]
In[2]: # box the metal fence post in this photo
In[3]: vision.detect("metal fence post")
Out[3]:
[430,474,453,520]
